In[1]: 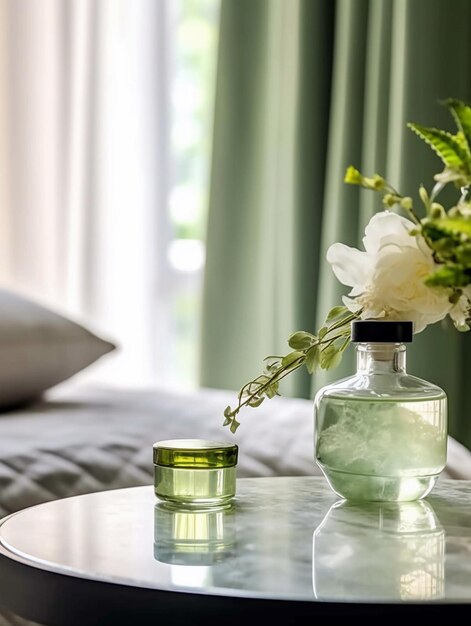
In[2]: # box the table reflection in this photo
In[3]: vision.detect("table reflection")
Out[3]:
[154,503,236,566]
[313,500,445,601]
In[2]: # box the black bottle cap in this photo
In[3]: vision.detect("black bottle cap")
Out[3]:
[351,320,413,343]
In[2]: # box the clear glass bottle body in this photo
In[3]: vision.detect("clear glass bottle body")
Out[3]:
[314,343,447,502]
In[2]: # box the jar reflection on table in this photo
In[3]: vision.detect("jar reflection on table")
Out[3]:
[313,500,445,601]
[154,503,236,566]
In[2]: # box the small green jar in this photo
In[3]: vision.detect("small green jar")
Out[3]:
[153,439,238,507]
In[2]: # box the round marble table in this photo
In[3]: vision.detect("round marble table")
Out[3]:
[0,477,470,624]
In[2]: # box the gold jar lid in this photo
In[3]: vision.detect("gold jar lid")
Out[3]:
[153,439,238,469]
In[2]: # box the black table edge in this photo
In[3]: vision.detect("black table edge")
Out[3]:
[0,551,468,626]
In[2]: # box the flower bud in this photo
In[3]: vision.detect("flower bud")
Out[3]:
[400,197,413,210]
[383,193,399,207]
[431,204,445,218]
[419,185,429,207]
[372,174,385,190]
[344,166,363,185]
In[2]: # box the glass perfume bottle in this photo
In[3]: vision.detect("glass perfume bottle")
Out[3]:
[314,320,447,502]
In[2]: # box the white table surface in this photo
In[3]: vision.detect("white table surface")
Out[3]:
[0,476,470,605]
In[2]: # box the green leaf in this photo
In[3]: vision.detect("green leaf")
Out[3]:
[329,352,342,370]
[455,131,470,156]
[429,237,457,259]
[223,416,231,427]
[325,306,348,323]
[320,346,342,370]
[425,265,470,288]
[264,362,278,375]
[281,351,304,368]
[265,382,279,399]
[224,405,232,418]
[288,331,315,350]
[230,418,240,434]
[339,336,351,352]
[247,377,268,394]
[430,217,471,239]
[456,244,471,265]
[318,326,328,340]
[407,123,468,168]
[305,345,320,374]
[249,396,264,408]
[445,99,471,157]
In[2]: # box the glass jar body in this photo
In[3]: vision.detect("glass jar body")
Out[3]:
[314,344,447,502]
[154,465,236,507]
[153,439,238,507]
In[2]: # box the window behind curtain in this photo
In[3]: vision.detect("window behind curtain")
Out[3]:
[0,0,220,390]
[157,0,220,387]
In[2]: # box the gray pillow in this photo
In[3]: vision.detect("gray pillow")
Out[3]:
[0,289,115,409]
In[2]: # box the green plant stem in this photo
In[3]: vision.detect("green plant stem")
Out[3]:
[384,183,422,224]
[235,356,305,414]
[232,313,357,418]
[326,313,357,333]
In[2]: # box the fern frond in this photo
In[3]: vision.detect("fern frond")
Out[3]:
[444,99,471,157]
[429,217,471,239]
[407,123,468,169]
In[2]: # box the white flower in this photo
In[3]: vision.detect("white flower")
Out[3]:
[327,211,453,333]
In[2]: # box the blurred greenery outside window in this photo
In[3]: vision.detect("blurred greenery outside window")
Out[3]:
[164,0,220,386]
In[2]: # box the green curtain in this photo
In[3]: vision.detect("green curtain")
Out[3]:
[200,0,471,449]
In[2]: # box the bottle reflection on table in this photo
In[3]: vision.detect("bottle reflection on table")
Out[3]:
[313,499,445,601]
[154,503,236,567]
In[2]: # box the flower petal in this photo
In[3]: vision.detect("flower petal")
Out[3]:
[363,211,417,255]
[342,295,362,313]
[326,243,371,293]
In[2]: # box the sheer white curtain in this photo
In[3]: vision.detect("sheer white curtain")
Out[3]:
[0,0,172,386]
